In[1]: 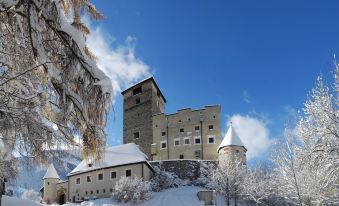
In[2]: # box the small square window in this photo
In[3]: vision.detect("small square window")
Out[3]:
[174,139,180,147]
[195,126,200,131]
[180,128,184,133]
[208,136,215,144]
[179,120,182,123]
[195,137,201,144]
[194,150,201,158]
[161,132,166,136]
[76,178,80,185]
[135,97,141,104]
[209,125,214,130]
[132,87,142,95]
[86,176,91,182]
[98,173,103,181]
[133,132,140,139]
[161,141,167,149]
[111,171,117,179]
[179,155,184,159]
[126,169,132,177]
[184,138,190,145]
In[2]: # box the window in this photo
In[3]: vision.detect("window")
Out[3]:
[133,132,140,139]
[88,163,92,167]
[174,138,180,147]
[91,190,93,194]
[188,118,191,121]
[126,169,132,177]
[184,137,190,145]
[96,190,99,194]
[194,150,201,158]
[179,155,184,159]
[209,125,214,130]
[135,97,141,104]
[179,120,182,123]
[195,126,200,131]
[161,141,167,149]
[86,176,91,182]
[132,86,142,95]
[236,150,239,153]
[98,173,104,181]
[110,188,113,193]
[111,171,117,179]
[161,132,166,137]
[179,128,184,133]
[103,189,106,193]
[208,136,215,144]
[76,178,80,185]
[85,191,88,195]
[194,137,201,145]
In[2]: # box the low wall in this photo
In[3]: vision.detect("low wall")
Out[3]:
[150,160,217,180]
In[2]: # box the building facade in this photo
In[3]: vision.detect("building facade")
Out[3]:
[121,77,166,158]
[42,143,153,204]
[151,106,221,160]
[122,77,222,161]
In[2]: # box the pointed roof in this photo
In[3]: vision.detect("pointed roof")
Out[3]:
[43,163,60,180]
[218,124,246,152]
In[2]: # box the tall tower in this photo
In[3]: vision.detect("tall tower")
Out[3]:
[121,77,166,158]
[217,124,247,165]
[43,164,60,203]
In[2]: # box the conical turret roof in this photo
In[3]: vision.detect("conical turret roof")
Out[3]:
[43,163,60,180]
[218,124,246,152]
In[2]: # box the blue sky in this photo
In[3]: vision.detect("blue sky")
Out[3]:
[88,0,338,160]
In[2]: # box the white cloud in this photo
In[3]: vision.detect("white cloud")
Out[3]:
[86,24,150,98]
[227,114,274,160]
[242,90,251,103]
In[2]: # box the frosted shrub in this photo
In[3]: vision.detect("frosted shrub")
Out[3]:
[21,189,41,203]
[151,166,184,192]
[112,176,152,203]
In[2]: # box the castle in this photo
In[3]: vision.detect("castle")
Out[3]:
[41,76,247,204]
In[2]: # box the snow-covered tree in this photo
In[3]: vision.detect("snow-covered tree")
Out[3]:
[21,189,41,202]
[270,64,339,205]
[242,162,278,205]
[208,157,246,206]
[112,176,152,204]
[0,0,112,171]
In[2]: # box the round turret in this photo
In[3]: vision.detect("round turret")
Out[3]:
[218,124,247,165]
[43,164,60,204]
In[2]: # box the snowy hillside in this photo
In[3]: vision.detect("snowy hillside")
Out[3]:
[2,186,253,206]
[8,150,81,197]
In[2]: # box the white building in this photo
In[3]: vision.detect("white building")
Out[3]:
[42,143,154,204]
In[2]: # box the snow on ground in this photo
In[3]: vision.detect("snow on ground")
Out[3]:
[2,186,253,206]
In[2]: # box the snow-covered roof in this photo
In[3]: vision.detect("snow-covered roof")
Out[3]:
[43,163,60,180]
[68,143,149,176]
[218,125,246,152]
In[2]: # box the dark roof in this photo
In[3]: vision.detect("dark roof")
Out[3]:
[121,76,167,102]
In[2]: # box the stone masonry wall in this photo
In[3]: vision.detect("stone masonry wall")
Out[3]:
[150,160,217,181]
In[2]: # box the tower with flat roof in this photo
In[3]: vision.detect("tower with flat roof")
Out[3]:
[121,77,166,158]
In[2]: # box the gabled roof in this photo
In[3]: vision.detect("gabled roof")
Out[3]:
[68,143,150,176]
[121,76,167,102]
[218,125,246,152]
[43,164,60,180]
